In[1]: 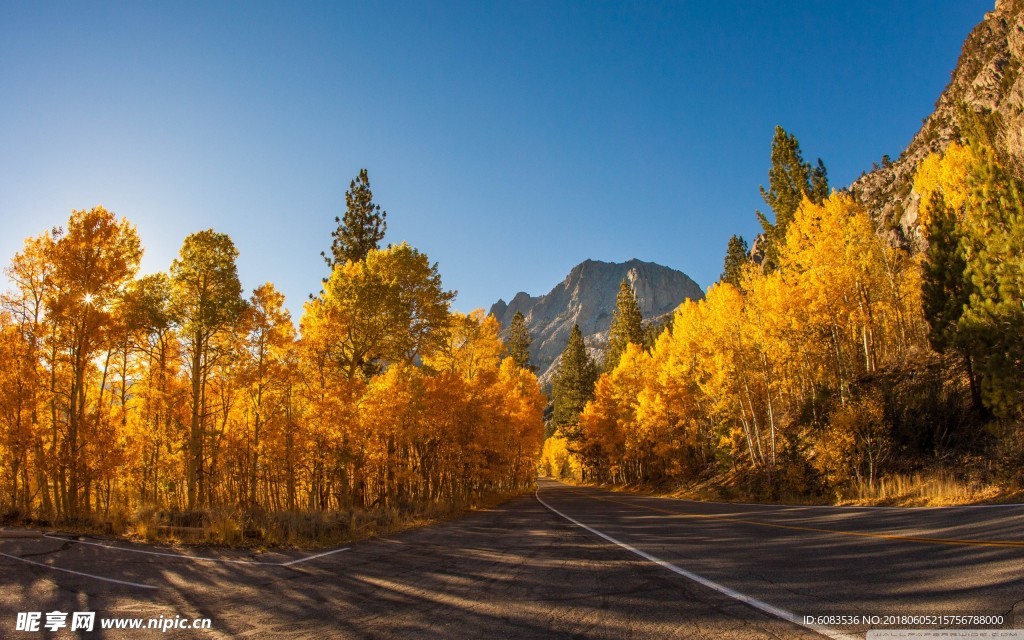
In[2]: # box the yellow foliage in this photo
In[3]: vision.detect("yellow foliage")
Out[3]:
[423,309,503,380]
[913,142,978,230]
[814,391,892,493]
[539,434,581,481]
[565,192,928,492]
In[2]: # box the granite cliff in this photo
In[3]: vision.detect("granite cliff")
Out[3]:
[489,259,703,385]
[849,0,1024,247]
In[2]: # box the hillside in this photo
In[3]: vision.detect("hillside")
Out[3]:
[849,0,1024,247]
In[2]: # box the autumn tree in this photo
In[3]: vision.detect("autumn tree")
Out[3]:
[815,390,892,492]
[539,433,580,480]
[756,126,828,269]
[1,231,55,517]
[505,311,534,371]
[323,168,388,269]
[425,309,503,380]
[580,343,649,482]
[47,207,142,517]
[0,312,31,515]
[170,229,246,509]
[307,242,453,380]
[2,204,548,535]
[239,283,295,507]
[552,324,598,442]
[121,273,182,506]
[603,279,643,372]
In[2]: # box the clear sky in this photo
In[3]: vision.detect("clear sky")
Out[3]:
[0,1,992,320]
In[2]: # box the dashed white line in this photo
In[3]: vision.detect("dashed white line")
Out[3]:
[535,488,862,640]
[0,550,158,590]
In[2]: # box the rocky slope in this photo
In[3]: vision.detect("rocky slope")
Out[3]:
[848,0,1024,247]
[490,259,704,385]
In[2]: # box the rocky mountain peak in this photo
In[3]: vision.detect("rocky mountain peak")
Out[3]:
[848,0,1024,247]
[489,259,704,385]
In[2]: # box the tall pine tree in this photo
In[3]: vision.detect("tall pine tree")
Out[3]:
[323,168,388,270]
[552,324,598,442]
[604,279,644,372]
[505,311,534,372]
[720,234,749,287]
[756,126,828,269]
[922,191,983,412]
[957,143,1024,419]
[917,138,1024,419]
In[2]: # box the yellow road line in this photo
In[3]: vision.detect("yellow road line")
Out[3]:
[567,489,1024,549]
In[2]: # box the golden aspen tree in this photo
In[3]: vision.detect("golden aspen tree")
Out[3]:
[121,273,185,507]
[0,232,54,517]
[579,344,650,482]
[423,310,502,379]
[238,283,295,508]
[314,242,453,379]
[539,434,581,480]
[2,211,546,531]
[0,313,32,514]
[494,357,546,489]
[46,207,141,517]
[676,284,768,473]
[170,230,245,509]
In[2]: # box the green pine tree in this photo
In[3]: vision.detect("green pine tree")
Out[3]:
[604,279,644,372]
[505,311,534,371]
[323,168,388,269]
[922,192,984,412]
[957,143,1024,419]
[720,234,749,287]
[756,126,828,269]
[552,324,598,442]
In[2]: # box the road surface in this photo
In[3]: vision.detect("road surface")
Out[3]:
[1,478,1021,638]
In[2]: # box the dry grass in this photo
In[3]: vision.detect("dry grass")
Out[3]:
[118,490,529,549]
[838,471,1003,507]
[571,468,1019,508]
[206,508,243,544]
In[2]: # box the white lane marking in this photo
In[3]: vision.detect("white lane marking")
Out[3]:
[43,534,349,567]
[535,488,862,640]
[0,550,157,590]
[280,547,350,566]
[43,534,274,565]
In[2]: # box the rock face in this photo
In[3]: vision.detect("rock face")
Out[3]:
[848,0,1024,247]
[489,259,704,385]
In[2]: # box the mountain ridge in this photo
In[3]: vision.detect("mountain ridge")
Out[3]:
[490,258,704,384]
[848,0,1024,246]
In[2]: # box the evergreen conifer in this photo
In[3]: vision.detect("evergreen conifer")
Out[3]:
[604,279,644,372]
[505,311,534,371]
[720,234,749,287]
[323,168,388,270]
[756,126,828,269]
[552,324,598,442]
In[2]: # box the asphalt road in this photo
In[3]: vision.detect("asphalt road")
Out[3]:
[536,479,1024,637]
[1,479,1022,638]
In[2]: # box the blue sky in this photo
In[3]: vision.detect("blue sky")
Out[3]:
[0,1,991,319]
